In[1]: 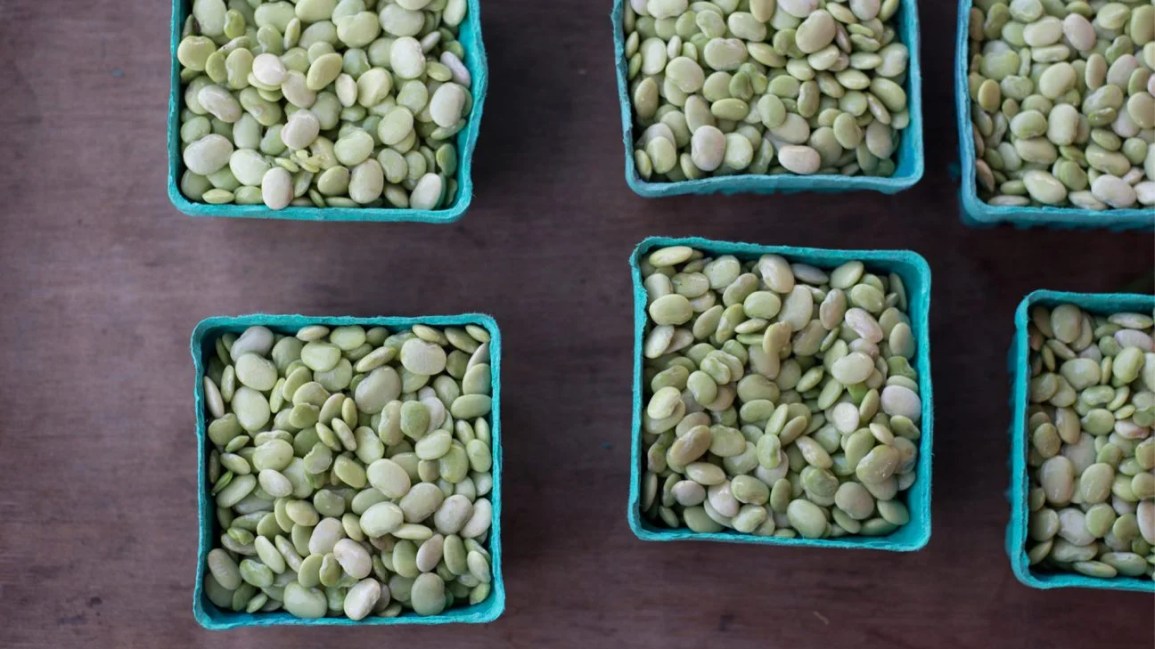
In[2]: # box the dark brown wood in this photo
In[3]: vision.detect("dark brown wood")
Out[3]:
[0,1,1152,647]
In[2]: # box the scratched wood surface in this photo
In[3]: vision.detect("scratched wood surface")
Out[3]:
[0,0,1152,647]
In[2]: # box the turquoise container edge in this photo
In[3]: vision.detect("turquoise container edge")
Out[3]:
[191,314,506,628]
[168,0,489,223]
[611,0,925,197]
[1006,290,1155,592]
[628,236,934,551]
[953,1,1154,231]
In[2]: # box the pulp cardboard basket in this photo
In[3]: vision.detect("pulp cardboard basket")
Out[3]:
[628,236,934,551]
[611,0,925,197]
[953,1,1154,231]
[191,314,505,627]
[168,1,488,223]
[1007,290,1155,591]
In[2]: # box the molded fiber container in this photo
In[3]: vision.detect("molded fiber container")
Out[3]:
[1006,290,1155,591]
[611,0,925,197]
[191,314,505,628]
[168,1,489,223]
[953,1,1154,231]
[628,236,934,551]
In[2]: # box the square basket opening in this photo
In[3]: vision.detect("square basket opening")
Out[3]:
[191,314,505,628]
[168,1,488,223]
[953,1,1154,231]
[628,236,933,552]
[612,0,925,198]
[1008,291,1155,592]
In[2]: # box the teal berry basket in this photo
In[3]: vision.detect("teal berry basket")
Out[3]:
[953,1,1154,231]
[1006,290,1155,592]
[611,0,925,197]
[191,314,505,628]
[168,0,488,223]
[628,236,934,551]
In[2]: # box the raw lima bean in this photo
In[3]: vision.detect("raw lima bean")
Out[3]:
[177,0,475,212]
[202,322,497,619]
[1023,303,1155,579]
[967,1,1155,210]
[639,247,923,541]
[626,0,912,182]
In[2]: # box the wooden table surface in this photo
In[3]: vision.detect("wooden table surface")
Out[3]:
[1,0,1153,647]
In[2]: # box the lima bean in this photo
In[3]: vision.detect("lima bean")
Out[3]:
[639,246,923,541]
[1024,304,1154,580]
[203,323,497,618]
[177,0,474,211]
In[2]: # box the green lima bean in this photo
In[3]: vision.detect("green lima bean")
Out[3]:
[1024,303,1155,579]
[178,0,474,211]
[203,321,495,619]
[626,0,912,181]
[967,0,1155,209]
[640,246,924,541]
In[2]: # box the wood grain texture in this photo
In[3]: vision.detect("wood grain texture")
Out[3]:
[0,0,1152,647]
